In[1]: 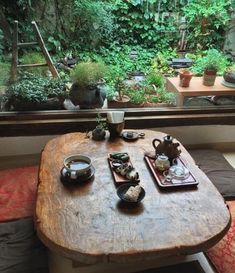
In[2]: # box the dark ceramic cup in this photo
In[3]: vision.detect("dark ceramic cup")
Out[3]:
[107,121,125,138]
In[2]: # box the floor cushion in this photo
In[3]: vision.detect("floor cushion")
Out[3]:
[189,149,235,200]
[0,166,38,222]
[0,217,48,273]
[206,201,235,273]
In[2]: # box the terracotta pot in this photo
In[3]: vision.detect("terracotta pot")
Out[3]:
[179,69,193,87]
[203,70,217,86]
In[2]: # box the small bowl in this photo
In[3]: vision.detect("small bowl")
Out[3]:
[63,154,92,180]
[117,183,145,204]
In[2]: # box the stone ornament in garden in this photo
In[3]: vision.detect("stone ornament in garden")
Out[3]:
[222,66,235,88]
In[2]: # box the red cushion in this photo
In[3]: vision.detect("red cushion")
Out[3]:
[0,166,38,222]
[206,201,235,273]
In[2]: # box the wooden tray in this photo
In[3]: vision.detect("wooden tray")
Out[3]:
[144,156,198,188]
[108,155,140,185]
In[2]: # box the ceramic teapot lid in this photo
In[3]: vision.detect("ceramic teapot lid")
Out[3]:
[163,135,173,143]
[156,154,169,161]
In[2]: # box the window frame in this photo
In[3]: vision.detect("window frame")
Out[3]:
[1,106,235,137]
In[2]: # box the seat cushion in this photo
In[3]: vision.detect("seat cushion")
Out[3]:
[0,166,38,222]
[206,201,235,273]
[0,217,48,273]
[189,149,235,200]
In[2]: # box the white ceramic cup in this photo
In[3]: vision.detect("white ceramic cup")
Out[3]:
[63,154,91,179]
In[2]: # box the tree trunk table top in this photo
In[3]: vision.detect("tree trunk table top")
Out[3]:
[36,130,230,264]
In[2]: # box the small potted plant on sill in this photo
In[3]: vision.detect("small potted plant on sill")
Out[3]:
[92,113,107,141]
[69,62,107,109]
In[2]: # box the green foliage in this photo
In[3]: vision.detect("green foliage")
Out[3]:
[152,87,176,104]
[113,0,184,48]
[122,72,175,105]
[0,30,4,61]
[6,73,68,103]
[0,62,10,85]
[96,113,107,129]
[70,62,107,88]
[192,49,229,75]
[151,51,177,76]
[125,88,146,105]
[47,35,64,53]
[73,0,115,47]
[183,0,232,49]
[1,0,233,54]
[105,84,117,101]
[146,72,164,88]
[20,52,48,76]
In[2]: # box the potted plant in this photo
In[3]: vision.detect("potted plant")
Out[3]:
[179,69,193,87]
[92,113,107,141]
[200,49,227,86]
[69,62,107,109]
[5,73,68,111]
[107,78,131,108]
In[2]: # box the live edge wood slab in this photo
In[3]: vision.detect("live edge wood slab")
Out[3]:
[36,130,230,265]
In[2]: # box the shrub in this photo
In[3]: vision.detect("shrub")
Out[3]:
[192,49,229,75]
[70,62,107,88]
[6,73,68,103]
[20,52,48,76]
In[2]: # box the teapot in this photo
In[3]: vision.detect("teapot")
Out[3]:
[152,135,181,163]
[154,154,170,172]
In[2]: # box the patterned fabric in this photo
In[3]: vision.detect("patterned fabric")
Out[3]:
[0,166,38,222]
[206,201,235,273]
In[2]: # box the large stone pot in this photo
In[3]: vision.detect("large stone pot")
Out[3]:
[69,83,106,109]
[223,71,235,84]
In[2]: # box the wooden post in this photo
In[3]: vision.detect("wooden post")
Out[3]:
[31,21,59,78]
[9,20,18,83]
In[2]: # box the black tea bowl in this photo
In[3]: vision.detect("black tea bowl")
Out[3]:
[117,183,145,204]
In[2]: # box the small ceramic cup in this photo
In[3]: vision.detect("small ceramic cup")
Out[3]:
[63,154,91,179]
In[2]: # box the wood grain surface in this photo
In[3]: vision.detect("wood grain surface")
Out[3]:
[36,130,230,264]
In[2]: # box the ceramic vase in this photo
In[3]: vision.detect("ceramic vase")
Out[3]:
[92,126,106,141]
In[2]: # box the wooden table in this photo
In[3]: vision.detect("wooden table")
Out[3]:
[166,76,235,106]
[36,130,230,270]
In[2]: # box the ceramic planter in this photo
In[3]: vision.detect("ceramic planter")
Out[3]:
[179,69,193,87]
[203,69,217,86]
[69,83,106,109]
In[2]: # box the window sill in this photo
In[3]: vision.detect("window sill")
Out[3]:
[0,106,235,137]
